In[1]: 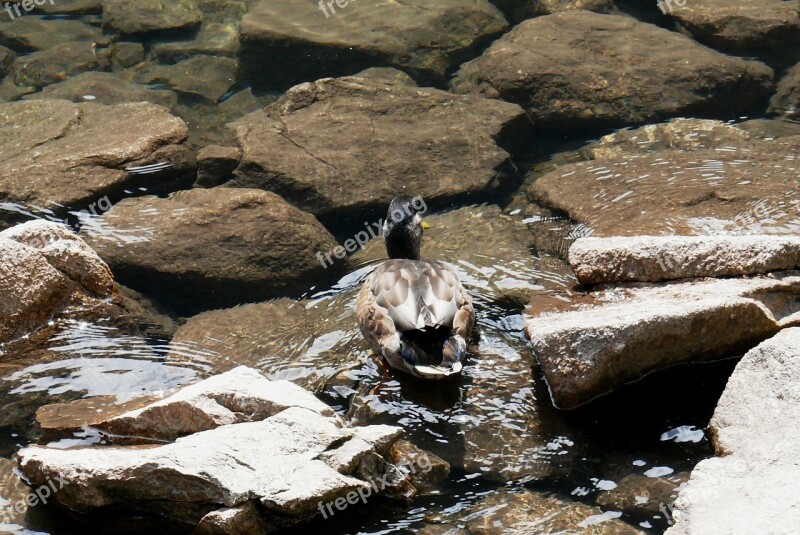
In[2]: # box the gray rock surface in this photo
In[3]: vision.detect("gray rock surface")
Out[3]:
[666,328,800,534]
[569,235,800,284]
[239,0,508,88]
[525,273,800,408]
[80,188,337,309]
[229,77,529,222]
[0,100,194,225]
[450,11,774,130]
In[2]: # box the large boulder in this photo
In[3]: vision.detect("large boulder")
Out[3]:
[229,77,529,223]
[0,100,194,227]
[666,328,800,534]
[769,62,800,119]
[16,367,409,532]
[665,0,800,68]
[529,134,800,237]
[569,235,800,284]
[238,0,508,88]
[80,188,337,312]
[524,273,800,408]
[0,220,117,344]
[450,11,774,130]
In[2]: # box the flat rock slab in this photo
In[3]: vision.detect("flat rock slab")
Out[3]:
[25,71,176,106]
[666,328,800,534]
[229,77,529,222]
[0,100,194,225]
[0,220,116,344]
[12,41,111,88]
[450,11,774,130]
[525,273,800,408]
[80,188,337,311]
[666,0,800,67]
[529,135,800,237]
[102,0,203,34]
[37,366,335,442]
[569,235,800,284]
[0,17,104,51]
[239,0,507,88]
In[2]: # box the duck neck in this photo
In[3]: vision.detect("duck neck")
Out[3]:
[385,226,421,260]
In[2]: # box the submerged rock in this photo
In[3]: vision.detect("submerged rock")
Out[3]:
[597,472,689,519]
[490,0,615,24]
[102,0,203,35]
[666,328,800,534]
[12,41,111,88]
[568,235,800,284]
[525,273,800,408]
[450,11,773,130]
[80,188,337,311]
[665,0,800,68]
[239,0,507,88]
[24,71,176,106]
[0,220,116,344]
[0,44,13,78]
[230,77,529,223]
[769,62,800,119]
[151,21,241,62]
[196,144,241,187]
[16,367,409,532]
[134,55,237,102]
[0,100,194,226]
[0,17,103,51]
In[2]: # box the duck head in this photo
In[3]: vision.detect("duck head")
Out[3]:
[383,195,429,260]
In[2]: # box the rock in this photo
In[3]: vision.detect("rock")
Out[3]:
[0,17,104,51]
[0,100,194,225]
[490,0,615,24]
[450,11,774,130]
[769,62,800,118]
[597,473,689,518]
[196,144,241,187]
[389,440,449,491]
[568,235,800,284]
[666,328,800,534]
[736,118,800,139]
[524,273,800,408]
[229,77,529,223]
[0,220,116,344]
[24,71,176,106]
[32,0,102,15]
[0,457,31,527]
[37,366,336,442]
[111,42,146,68]
[238,0,508,88]
[529,135,800,238]
[666,0,800,68]
[151,22,241,62]
[0,73,33,102]
[0,44,13,78]
[102,0,203,35]
[13,41,111,88]
[80,188,337,311]
[135,55,237,102]
[353,67,417,87]
[194,502,266,535]
[454,489,645,534]
[173,87,267,147]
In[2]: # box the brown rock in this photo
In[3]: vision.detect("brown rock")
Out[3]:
[24,71,176,106]
[389,440,450,491]
[135,55,237,102]
[13,41,111,88]
[196,145,241,187]
[102,0,203,35]
[0,17,103,51]
[490,0,615,24]
[769,62,800,119]
[111,42,146,68]
[597,472,689,518]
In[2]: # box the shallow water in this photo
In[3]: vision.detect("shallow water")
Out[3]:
[1,2,798,534]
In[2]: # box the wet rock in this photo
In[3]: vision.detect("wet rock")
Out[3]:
[0,220,116,344]
[490,0,615,24]
[453,489,644,534]
[80,188,337,311]
[13,41,111,88]
[151,22,241,62]
[196,145,241,187]
[597,472,689,518]
[194,501,267,535]
[102,0,203,35]
[239,0,508,88]
[529,135,800,237]
[737,118,800,139]
[230,77,529,223]
[0,17,104,51]
[0,100,193,224]
[525,273,800,408]
[353,67,417,87]
[0,44,13,78]
[32,0,102,15]
[167,297,362,392]
[24,71,176,106]
[37,366,335,443]
[451,11,774,130]
[569,235,800,284]
[111,42,146,68]
[0,73,32,101]
[17,406,403,524]
[389,440,449,491]
[666,328,800,534]
[0,457,31,527]
[581,118,751,160]
[769,62,800,119]
[666,0,800,68]
[174,87,267,147]
[135,55,237,102]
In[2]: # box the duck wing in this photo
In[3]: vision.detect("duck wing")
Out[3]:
[370,259,465,331]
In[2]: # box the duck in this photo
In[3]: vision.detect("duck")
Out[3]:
[356,196,475,379]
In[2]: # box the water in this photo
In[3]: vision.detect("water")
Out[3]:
[1,2,798,534]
